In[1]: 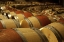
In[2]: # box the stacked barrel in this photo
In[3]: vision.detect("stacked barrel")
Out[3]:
[0,1,64,42]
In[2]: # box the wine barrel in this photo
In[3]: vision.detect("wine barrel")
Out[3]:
[40,22,64,42]
[21,16,42,28]
[21,15,51,28]
[0,19,21,29]
[40,28,61,42]
[5,11,33,19]
[13,28,48,42]
[12,11,33,23]
[36,15,51,26]
[2,10,19,18]
[0,29,23,42]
